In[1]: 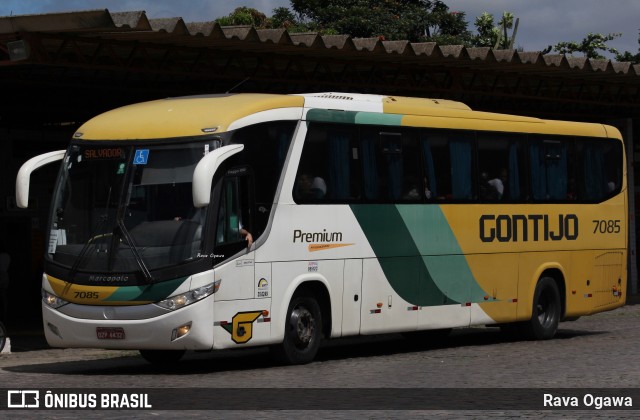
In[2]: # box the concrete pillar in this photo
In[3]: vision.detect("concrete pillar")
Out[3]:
[609,118,637,295]
[625,119,638,295]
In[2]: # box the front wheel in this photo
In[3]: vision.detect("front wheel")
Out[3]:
[271,295,323,365]
[524,276,561,340]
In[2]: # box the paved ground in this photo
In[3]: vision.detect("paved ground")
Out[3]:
[1,303,639,418]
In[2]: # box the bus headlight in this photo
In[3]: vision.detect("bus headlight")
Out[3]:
[156,282,217,311]
[42,289,69,309]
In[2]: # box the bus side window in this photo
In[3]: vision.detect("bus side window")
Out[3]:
[215,170,253,251]
[360,127,421,202]
[421,130,474,201]
[529,137,573,202]
[476,134,525,202]
[576,138,623,202]
[230,121,296,235]
[295,123,359,203]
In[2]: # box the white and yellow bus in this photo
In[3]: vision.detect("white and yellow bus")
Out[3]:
[16,92,627,364]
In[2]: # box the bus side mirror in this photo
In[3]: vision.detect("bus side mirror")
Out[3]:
[16,150,66,209]
[192,144,244,208]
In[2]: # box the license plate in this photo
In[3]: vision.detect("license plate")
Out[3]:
[96,327,125,340]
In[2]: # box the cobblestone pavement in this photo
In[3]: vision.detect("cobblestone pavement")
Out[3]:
[1,303,639,418]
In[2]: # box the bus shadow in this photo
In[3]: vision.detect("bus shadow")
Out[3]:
[3,327,605,376]
[316,326,604,362]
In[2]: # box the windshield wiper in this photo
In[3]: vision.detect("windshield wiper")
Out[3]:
[68,214,110,281]
[116,219,154,283]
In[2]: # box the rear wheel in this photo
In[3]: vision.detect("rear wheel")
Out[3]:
[524,276,561,340]
[271,295,323,365]
[139,349,185,365]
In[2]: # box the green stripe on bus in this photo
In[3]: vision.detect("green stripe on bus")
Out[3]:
[350,204,488,306]
[354,112,403,126]
[306,109,357,124]
[104,276,187,302]
[395,205,488,303]
[306,109,403,126]
[350,204,448,306]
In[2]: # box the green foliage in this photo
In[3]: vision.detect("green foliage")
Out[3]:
[553,33,621,59]
[473,12,497,47]
[215,7,268,28]
[270,7,297,29]
[288,0,471,43]
[214,3,523,50]
[615,31,640,63]
[471,11,517,49]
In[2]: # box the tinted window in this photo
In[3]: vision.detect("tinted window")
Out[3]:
[477,133,525,202]
[575,138,623,202]
[421,130,475,201]
[295,123,359,203]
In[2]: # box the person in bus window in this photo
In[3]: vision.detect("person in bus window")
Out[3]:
[296,174,326,200]
[479,171,499,200]
[402,176,421,200]
[240,227,253,249]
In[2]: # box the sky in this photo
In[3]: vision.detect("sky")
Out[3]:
[1,0,639,58]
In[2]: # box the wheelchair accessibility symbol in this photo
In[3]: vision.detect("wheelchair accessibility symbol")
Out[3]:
[133,149,149,165]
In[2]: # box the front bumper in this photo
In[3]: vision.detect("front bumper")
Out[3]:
[42,295,214,350]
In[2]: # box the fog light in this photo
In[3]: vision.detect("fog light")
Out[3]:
[171,322,192,341]
[47,322,62,339]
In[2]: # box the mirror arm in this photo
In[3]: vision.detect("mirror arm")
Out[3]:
[16,150,66,208]
[192,144,244,208]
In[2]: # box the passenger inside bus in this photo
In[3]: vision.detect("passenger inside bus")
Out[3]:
[296,174,327,200]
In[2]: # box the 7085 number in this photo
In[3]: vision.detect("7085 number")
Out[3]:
[592,219,621,234]
[74,291,99,299]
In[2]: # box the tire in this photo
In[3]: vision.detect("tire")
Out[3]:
[271,295,323,365]
[523,276,561,340]
[139,349,185,365]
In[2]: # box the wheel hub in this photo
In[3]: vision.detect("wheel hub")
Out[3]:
[290,306,314,347]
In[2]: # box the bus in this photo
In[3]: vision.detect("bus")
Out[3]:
[16,92,627,365]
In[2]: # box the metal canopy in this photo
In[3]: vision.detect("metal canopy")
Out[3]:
[1,9,640,126]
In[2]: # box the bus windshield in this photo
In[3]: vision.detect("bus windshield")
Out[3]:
[48,141,214,278]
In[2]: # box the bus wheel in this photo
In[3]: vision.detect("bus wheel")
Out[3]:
[525,276,561,340]
[139,349,185,365]
[272,295,323,365]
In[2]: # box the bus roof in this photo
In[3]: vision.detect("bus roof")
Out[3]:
[74,93,304,141]
[74,92,617,141]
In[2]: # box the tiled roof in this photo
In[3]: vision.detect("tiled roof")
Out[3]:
[1,9,637,76]
[1,9,639,121]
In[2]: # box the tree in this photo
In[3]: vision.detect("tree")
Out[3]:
[472,11,518,49]
[216,7,268,28]
[270,7,297,29]
[423,6,472,45]
[288,0,471,43]
[615,31,640,63]
[553,33,621,59]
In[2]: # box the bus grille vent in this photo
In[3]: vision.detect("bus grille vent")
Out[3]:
[311,93,355,100]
